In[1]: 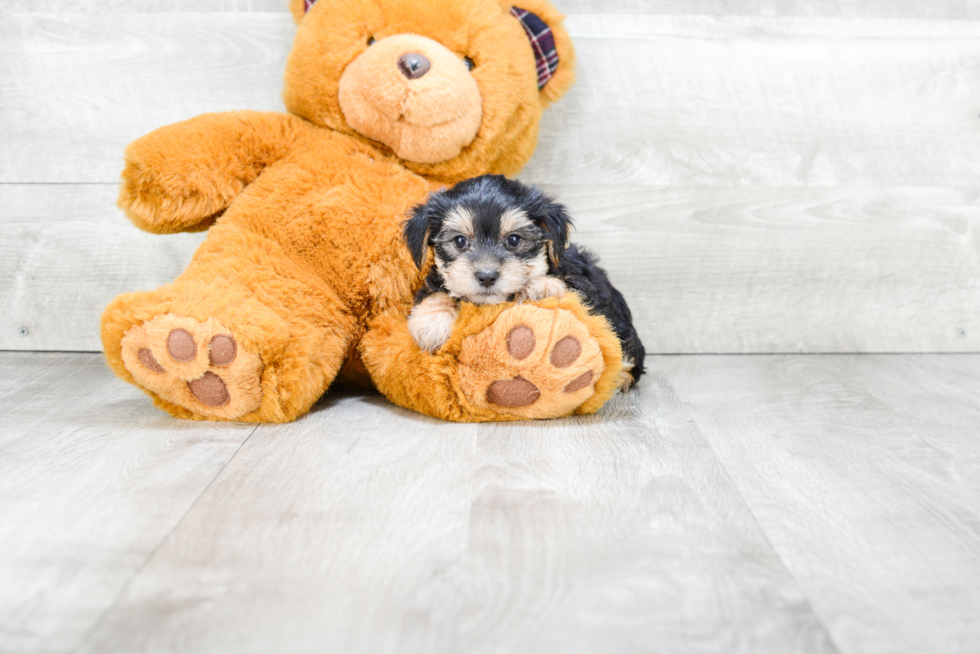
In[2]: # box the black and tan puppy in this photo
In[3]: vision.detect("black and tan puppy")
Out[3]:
[403,174,645,387]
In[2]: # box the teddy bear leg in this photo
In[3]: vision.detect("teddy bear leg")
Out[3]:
[102,246,355,422]
[114,309,266,420]
[362,297,624,422]
[454,303,618,419]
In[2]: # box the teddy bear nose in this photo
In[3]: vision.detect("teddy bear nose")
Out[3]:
[475,270,499,287]
[397,53,431,80]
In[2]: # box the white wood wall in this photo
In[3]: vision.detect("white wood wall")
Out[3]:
[3,2,980,353]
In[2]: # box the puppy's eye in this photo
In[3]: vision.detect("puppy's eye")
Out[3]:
[367,36,376,46]
[453,235,469,250]
[505,234,521,248]
[463,56,476,71]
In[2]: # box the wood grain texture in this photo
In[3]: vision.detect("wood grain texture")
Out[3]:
[0,13,293,183]
[659,353,980,654]
[9,0,980,19]
[5,7,980,353]
[0,184,205,351]
[4,184,977,353]
[3,13,980,186]
[3,351,980,653]
[559,0,980,18]
[5,0,288,10]
[78,369,835,654]
[79,394,481,654]
[0,352,256,654]
[457,382,834,654]
[549,185,980,354]
[524,15,980,187]
[4,2,980,650]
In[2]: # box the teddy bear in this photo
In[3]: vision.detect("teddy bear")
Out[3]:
[100,0,625,423]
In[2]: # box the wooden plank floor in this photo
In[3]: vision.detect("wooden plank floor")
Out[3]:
[1,352,978,653]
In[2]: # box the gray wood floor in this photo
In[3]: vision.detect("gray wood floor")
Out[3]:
[1,351,978,654]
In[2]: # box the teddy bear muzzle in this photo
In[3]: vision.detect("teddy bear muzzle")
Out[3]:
[338,34,483,164]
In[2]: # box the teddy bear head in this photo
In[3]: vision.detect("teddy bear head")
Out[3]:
[284,0,575,183]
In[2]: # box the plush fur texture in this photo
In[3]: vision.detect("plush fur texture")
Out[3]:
[281,0,576,182]
[364,295,624,422]
[101,0,623,423]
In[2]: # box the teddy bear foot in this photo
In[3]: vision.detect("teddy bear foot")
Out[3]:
[457,304,607,419]
[119,314,264,420]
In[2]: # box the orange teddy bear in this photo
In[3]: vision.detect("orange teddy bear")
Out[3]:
[101,0,625,423]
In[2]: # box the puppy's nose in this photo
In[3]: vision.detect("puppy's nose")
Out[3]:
[397,53,431,80]
[475,270,499,287]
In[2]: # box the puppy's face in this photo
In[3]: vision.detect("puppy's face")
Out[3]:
[405,175,571,304]
[431,204,547,303]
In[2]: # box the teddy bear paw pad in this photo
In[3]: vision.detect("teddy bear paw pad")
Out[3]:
[120,314,262,419]
[458,305,605,419]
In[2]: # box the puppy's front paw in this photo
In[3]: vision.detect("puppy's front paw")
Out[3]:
[517,277,567,302]
[408,293,458,353]
[618,358,637,391]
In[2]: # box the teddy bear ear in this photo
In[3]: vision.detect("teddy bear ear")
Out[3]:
[505,1,576,106]
[289,0,316,25]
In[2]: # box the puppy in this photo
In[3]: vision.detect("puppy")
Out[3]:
[403,174,645,387]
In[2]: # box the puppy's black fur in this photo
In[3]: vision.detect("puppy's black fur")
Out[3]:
[554,244,646,383]
[404,174,645,383]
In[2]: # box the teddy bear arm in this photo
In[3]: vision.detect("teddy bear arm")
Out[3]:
[118,111,308,234]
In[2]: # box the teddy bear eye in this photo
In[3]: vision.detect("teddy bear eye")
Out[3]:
[453,235,469,250]
[463,56,476,71]
[506,233,521,248]
[367,36,376,46]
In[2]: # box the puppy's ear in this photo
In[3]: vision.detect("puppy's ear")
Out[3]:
[403,196,445,269]
[403,209,432,270]
[538,197,573,271]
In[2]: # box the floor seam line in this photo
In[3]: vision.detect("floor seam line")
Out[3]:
[666,378,846,654]
[70,423,261,653]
